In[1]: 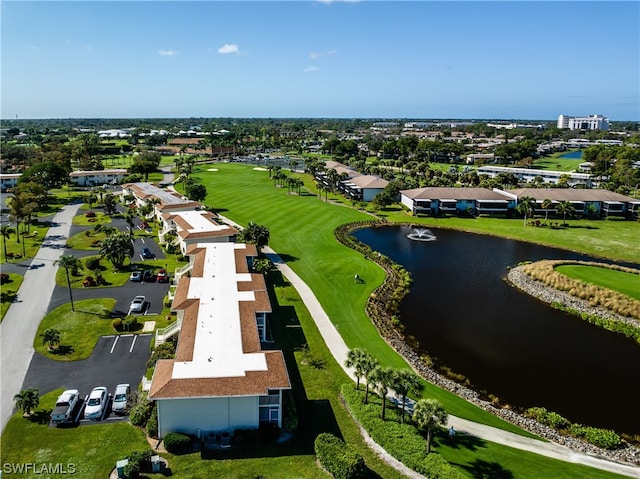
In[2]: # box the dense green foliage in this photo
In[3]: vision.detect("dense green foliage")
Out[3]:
[314,433,367,479]
[163,432,193,454]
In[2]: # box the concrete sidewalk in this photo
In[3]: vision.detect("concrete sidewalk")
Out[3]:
[263,247,640,478]
[0,203,81,433]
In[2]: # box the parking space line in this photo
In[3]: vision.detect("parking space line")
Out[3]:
[130,335,137,353]
[110,336,119,354]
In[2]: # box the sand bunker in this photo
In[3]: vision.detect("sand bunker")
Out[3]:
[253,167,268,171]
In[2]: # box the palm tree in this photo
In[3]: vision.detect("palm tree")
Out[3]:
[412,398,448,454]
[359,353,379,404]
[345,348,372,390]
[1,224,15,262]
[391,369,424,423]
[516,196,536,226]
[40,328,61,350]
[100,231,134,270]
[14,388,40,417]
[370,366,396,420]
[556,200,575,226]
[86,193,98,212]
[541,198,553,224]
[54,254,82,311]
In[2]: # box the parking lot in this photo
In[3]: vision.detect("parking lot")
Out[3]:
[21,334,152,426]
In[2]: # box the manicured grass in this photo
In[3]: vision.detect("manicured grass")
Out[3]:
[555,265,640,300]
[71,211,113,226]
[1,273,23,321]
[533,151,584,172]
[65,229,110,250]
[188,164,539,433]
[0,220,50,263]
[0,390,151,479]
[34,299,120,360]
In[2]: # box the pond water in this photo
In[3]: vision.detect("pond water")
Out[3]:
[559,150,583,159]
[353,225,640,435]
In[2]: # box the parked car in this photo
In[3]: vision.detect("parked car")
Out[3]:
[129,296,146,314]
[50,389,80,424]
[84,387,108,420]
[129,271,142,282]
[141,247,154,259]
[156,269,169,283]
[142,270,155,282]
[112,384,130,415]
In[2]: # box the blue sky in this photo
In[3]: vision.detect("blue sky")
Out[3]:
[2,1,638,120]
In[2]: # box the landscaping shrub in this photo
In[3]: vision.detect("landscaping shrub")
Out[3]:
[85,211,96,218]
[524,407,570,430]
[569,424,622,450]
[85,257,101,271]
[129,393,153,427]
[314,433,367,479]
[112,318,123,331]
[123,317,139,332]
[163,432,192,454]
[146,404,158,438]
[126,449,153,478]
[0,273,9,284]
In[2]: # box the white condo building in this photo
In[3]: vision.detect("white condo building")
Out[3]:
[557,114,609,131]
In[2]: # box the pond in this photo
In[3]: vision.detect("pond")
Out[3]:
[559,150,583,159]
[353,225,640,435]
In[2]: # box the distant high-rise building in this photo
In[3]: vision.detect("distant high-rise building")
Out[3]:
[557,114,609,131]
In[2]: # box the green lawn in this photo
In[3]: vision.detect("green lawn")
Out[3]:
[532,151,584,172]
[0,220,50,263]
[185,164,546,432]
[34,299,120,360]
[71,211,113,226]
[555,265,640,300]
[1,272,23,321]
[0,390,151,479]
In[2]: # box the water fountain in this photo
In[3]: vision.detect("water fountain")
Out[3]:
[406,228,436,242]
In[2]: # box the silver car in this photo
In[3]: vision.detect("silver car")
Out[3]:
[84,387,108,420]
[129,296,146,314]
[112,384,130,415]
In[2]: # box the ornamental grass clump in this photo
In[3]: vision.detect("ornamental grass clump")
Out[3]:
[522,260,640,320]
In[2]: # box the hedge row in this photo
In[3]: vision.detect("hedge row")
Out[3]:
[314,433,366,479]
[342,385,464,479]
[164,432,192,454]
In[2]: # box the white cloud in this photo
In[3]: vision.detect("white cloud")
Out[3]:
[304,66,320,73]
[309,50,336,60]
[158,50,179,56]
[218,44,240,54]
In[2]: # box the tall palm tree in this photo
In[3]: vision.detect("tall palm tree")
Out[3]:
[391,369,424,423]
[14,388,40,417]
[556,200,575,226]
[40,328,61,350]
[412,398,448,454]
[54,254,82,311]
[541,198,553,224]
[1,224,15,262]
[344,348,371,390]
[370,366,396,420]
[516,196,536,226]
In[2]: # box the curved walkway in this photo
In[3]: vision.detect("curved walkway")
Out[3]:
[262,245,640,478]
[0,203,82,433]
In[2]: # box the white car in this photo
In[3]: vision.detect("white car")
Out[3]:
[112,384,130,415]
[84,387,108,420]
[129,296,146,314]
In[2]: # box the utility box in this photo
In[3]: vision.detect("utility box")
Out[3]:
[116,459,129,478]
[151,455,162,473]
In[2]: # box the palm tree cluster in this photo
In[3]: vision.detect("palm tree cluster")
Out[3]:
[345,348,448,454]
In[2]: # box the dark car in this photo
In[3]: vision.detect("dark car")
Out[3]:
[142,270,155,282]
[141,247,154,259]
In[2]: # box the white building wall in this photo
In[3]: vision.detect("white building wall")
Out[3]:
[157,396,259,438]
[400,194,415,211]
